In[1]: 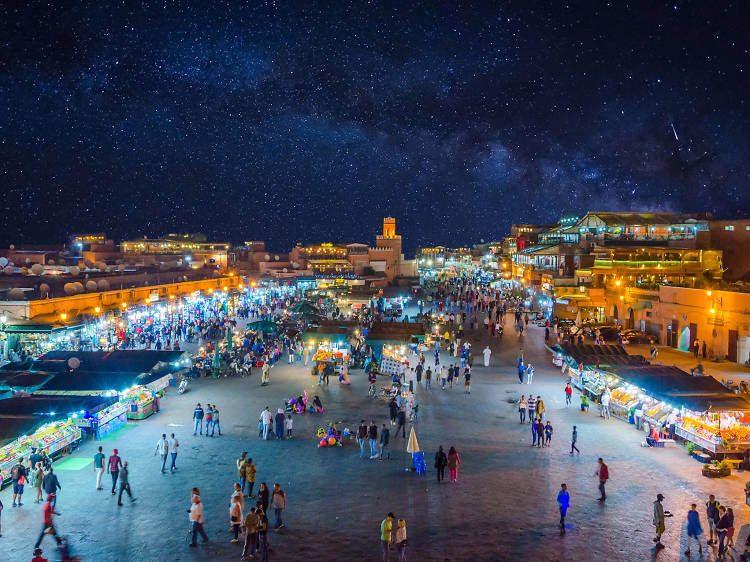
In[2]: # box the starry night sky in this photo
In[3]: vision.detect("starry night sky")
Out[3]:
[1,2,747,253]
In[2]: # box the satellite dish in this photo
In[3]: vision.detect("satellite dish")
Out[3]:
[8,288,24,300]
[282,268,288,273]
[9,244,15,250]
[274,255,280,261]
[39,283,50,295]
[0,257,9,267]
[64,283,76,295]
[85,281,97,291]
[3,265,14,275]
[69,266,80,276]
[30,263,44,275]
[67,357,81,369]
[264,254,271,261]
[97,279,110,291]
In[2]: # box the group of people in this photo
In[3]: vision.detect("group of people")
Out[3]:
[191,402,222,436]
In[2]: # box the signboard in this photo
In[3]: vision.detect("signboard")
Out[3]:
[707,317,724,326]
[150,292,160,302]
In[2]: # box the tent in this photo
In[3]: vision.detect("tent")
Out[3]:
[245,320,280,334]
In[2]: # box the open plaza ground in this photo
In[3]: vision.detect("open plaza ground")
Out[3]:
[3,313,750,561]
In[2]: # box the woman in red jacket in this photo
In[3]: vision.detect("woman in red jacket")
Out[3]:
[447,446,461,483]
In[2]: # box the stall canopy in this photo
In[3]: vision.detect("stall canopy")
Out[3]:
[0,371,55,394]
[245,320,280,333]
[302,324,353,345]
[1,351,187,396]
[1,323,83,335]
[292,301,321,315]
[0,395,116,418]
[605,365,750,413]
[550,343,648,369]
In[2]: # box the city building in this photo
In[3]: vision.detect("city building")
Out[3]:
[120,234,232,269]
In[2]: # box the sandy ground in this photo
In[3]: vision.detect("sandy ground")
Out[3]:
[2,314,750,561]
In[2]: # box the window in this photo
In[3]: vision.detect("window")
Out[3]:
[746,226,750,231]
[724,225,735,231]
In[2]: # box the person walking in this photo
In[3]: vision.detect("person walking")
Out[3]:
[275,408,285,440]
[440,364,447,390]
[557,483,570,532]
[257,505,269,561]
[189,494,209,547]
[271,483,286,529]
[536,396,545,422]
[526,363,534,384]
[369,420,379,459]
[726,507,735,549]
[544,421,553,446]
[380,423,391,460]
[230,495,243,543]
[34,494,62,550]
[237,452,248,494]
[706,495,721,545]
[11,456,28,507]
[285,414,293,438]
[241,507,260,560]
[168,433,179,472]
[395,519,407,562]
[42,468,61,509]
[211,405,222,436]
[260,407,272,440]
[205,404,214,437]
[595,458,609,501]
[107,448,123,495]
[117,461,135,506]
[482,345,491,367]
[447,446,461,483]
[435,446,447,483]
[358,420,368,458]
[381,512,394,562]
[33,462,44,503]
[685,503,703,557]
[570,426,580,454]
[564,382,573,407]
[425,367,431,389]
[518,395,527,423]
[464,368,471,394]
[258,482,270,514]
[716,505,730,559]
[246,458,257,498]
[93,446,105,490]
[394,408,407,440]
[600,389,611,420]
[527,395,536,424]
[155,434,169,473]
[193,403,204,436]
[536,418,545,448]
[653,493,672,549]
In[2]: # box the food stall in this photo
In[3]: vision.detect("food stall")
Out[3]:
[32,419,82,456]
[124,386,156,420]
[303,324,353,377]
[379,345,410,376]
[76,399,129,439]
[0,436,32,483]
[676,397,750,454]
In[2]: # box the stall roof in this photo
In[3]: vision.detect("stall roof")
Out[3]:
[31,370,168,395]
[0,395,116,417]
[0,371,54,392]
[552,343,646,367]
[36,351,186,374]
[370,321,425,336]
[0,417,51,447]
[380,287,412,299]
[1,323,82,334]
[302,326,350,344]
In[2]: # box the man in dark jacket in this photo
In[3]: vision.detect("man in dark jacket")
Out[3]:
[379,424,391,460]
[435,446,448,482]
[42,468,61,509]
[274,408,285,440]
[394,407,407,439]
[368,420,378,458]
[388,399,398,426]
[193,403,205,436]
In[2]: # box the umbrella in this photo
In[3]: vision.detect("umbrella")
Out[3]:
[406,426,420,453]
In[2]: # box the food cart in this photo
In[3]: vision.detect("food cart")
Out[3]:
[0,436,32,483]
[76,400,129,439]
[124,386,156,420]
[32,419,82,457]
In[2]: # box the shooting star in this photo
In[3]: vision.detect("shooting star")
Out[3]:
[670,121,679,141]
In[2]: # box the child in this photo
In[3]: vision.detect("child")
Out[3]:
[545,421,553,446]
[581,393,589,413]
[285,414,293,439]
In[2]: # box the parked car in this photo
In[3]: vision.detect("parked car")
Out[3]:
[620,329,656,345]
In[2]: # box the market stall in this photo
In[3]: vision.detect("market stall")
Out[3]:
[123,385,157,420]
[76,400,129,439]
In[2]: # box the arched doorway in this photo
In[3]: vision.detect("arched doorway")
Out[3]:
[627,307,635,330]
[612,304,619,321]
[679,326,691,351]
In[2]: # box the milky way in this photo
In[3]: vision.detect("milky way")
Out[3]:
[1,2,747,252]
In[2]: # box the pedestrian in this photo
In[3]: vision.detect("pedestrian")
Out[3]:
[260,406,272,440]
[117,461,135,506]
[11,456,28,507]
[380,423,391,460]
[34,494,61,550]
[581,393,589,413]
[107,448,123,495]
[518,395,527,423]
[536,396,545,422]
[395,407,407,439]
[526,363,534,384]
[241,507,260,560]
[358,419,368,458]
[483,345,491,367]
[189,494,209,547]
[232,481,245,518]
[42,468,61,509]
[464,368,471,394]
[425,367,431,389]
[381,512,394,562]
[93,446,105,490]
[435,446,447,482]
[557,483,570,532]
[275,408,285,440]
[716,505,730,559]
[369,420,379,458]
[237,452,248,494]
[389,399,398,426]
[518,360,525,384]
[285,414,293,438]
[31,547,46,562]
[246,458,257,498]
[595,458,609,501]
[34,462,44,503]
[395,519,407,562]
[257,505,269,561]
[527,395,536,424]
[727,507,735,548]
[545,421,553,446]
[258,482,270,513]
[155,433,169,473]
[447,446,461,483]
[271,483,286,529]
[600,389,611,420]
[706,494,720,545]
[168,433,179,471]
[211,405,222,436]
[205,404,214,436]
[685,503,703,557]
[652,493,672,549]
[0,497,3,537]
[193,403,204,435]
[440,365,447,390]
[230,495,243,543]
[564,382,572,407]
[570,426,580,454]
